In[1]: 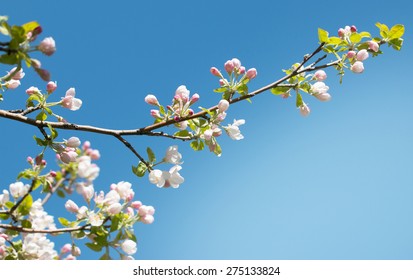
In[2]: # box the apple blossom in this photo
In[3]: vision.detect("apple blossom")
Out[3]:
[114,181,134,200]
[77,156,100,181]
[104,189,121,205]
[77,184,95,202]
[150,109,161,119]
[9,181,30,199]
[107,203,122,215]
[239,66,246,74]
[218,99,230,112]
[60,243,72,254]
[0,190,9,206]
[46,81,57,93]
[313,70,327,81]
[299,103,310,117]
[225,119,245,140]
[246,68,257,79]
[131,201,143,209]
[149,169,169,187]
[347,51,356,58]
[231,58,241,69]
[356,49,369,61]
[65,137,81,148]
[144,94,159,106]
[166,165,184,188]
[164,145,182,164]
[210,67,222,77]
[311,81,329,95]
[88,211,104,227]
[7,67,25,80]
[175,85,190,103]
[60,150,78,164]
[5,79,20,89]
[314,92,331,102]
[61,88,82,111]
[65,199,79,213]
[76,206,88,219]
[350,25,357,33]
[38,37,56,56]
[190,93,200,104]
[26,86,40,95]
[203,129,213,141]
[368,40,379,52]
[121,239,137,255]
[224,60,235,73]
[351,61,364,73]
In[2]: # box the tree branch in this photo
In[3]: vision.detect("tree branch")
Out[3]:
[0,223,91,234]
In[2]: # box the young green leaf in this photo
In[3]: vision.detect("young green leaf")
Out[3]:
[318,28,329,43]
[388,24,404,39]
[146,147,156,163]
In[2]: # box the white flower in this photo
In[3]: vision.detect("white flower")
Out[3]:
[107,203,122,215]
[121,239,137,255]
[38,37,56,56]
[9,182,30,199]
[299,103,311,117]
[351,61,364,73]
[175,85,190,102]
[76,206,88,220]
[164,145,182,164]
[311,81,329,95]
[104,190,120,205]
[61,88,82,111]
[65,200,79,213]
[225,119,245,140]
[114,181,134,200]
[0,190,9,206]
[77,156,100,181]
[167,165,184,188]
[88,211,103,227]
[149,169,169,188]
[76,183,95,202]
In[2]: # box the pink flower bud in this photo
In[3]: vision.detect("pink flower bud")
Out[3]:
[314,92,332,102]
[219,79,226,86]
[5,79,20,89]
[338,28,345,37]
[368,40,379,52]
[38,37,56,56]
[238,66,246,74]
[246,68,257,80]
[72,246,81,257]
[30,58,42,69]
[224,60,234,73]
[190,93,200,104]
[26,86,40,95]
[356,49,369,61]
[203,129,213,141]
[46,81,57,93]
[210,67,221,77]
[350,25,357,33]
[141,215,154,224]
[27,156,33,164]
[60,151,78,164]
[347,51,356,58]
[65,200,79,213]
[174,115,180,122]
[218,99,230,112]
[131,201,142,209]
[107,203,122,215]
[8,67,25,80]
[144,94,159,106]
[50,171,57,177]
[299,103,310,117]
[82,141,91,150]
[35,68,51,82]
[89,149,100,160]
[66,137,81,148]
[350,61,364,73]
[314,70,327,81]
[150,109,161,119]
[187,109,194,116]
[61,243,72,254]
[231,58,241,69]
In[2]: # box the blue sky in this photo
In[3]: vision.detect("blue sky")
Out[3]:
[1,0,412,259]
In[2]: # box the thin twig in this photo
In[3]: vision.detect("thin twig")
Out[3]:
[0,223,90,234]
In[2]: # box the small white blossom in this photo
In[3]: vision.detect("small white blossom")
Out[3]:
[225,119,245,140]
[121,239,137,255]
[9,182,30,199]
[164,145,182,164]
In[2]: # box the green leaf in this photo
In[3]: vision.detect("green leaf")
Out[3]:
[190,140,204,151]
[359,31,371,38]
[296,93,304,108]
[56,189,65,198]
[110,215,121,232]
[18,194,33,216]
[174,130,190,137]
[21,21,40,34]
[388,38,403,51]
[21,219,32,229]
[36,111,47,121]
[328,36,342,45]
[99,253,112,260]
[132,161,147,177]
[85,242,103,252]
[237,83,248,95]
[0,213,9,220]
[125,229,137,242]
[58,217,70,227]
[213,143,222,157]
[146,147,156,163]
[389,24,404,39]
[271,86,290,95]
[0,53,19,65]
[299,82,311,93]
[5,201,14,209]
[318,28,329,43]
[159,105,165,115]
[213,87,227,93]
[47,123,58,139]
[376,22,389,38]
[349,33,361,44]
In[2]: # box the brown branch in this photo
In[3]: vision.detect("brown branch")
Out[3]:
[0,223,90,234]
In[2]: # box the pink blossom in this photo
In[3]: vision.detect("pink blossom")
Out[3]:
[26,86,40,95]
[30,58,42,69]
[89,149,101,160]
[238,66,246,74]
[107,203,122,215]
[224,60,235,73]
[175,85,190,103]
[8,67,25,80]
[190,93,200,104]
[104,190,121,205]
[141,215,154,224]
[144,94,159,106]
[5,79,20,89]
[61,88,82,111]
[347,51,356,59]
[46,81,57,93]
[351,61,364,73]
[60,151,78,164]
[314,92,331,102]
[225,119,245,140]
[356,49,369,61]
[65,200,79,213]
[38,37,56,56]
[150,109,161,119]
[246,68,257,80]
[77,184,95,202]
[311,82,329,95]
[66,137,81,148]
[350,25,357,33]
[313,70,327,81]
[121,240,137,255]
[231,58,241,69]
[138,205,155,216]
[299,103,310,117]
[210,67,221,77]
[368,40,379,52]
[203,129,213,141]
[60,244,72,254]
[218,99,230,112]
[114,181,134,201]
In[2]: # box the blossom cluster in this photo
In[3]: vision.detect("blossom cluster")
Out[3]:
[148,145,184,188]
